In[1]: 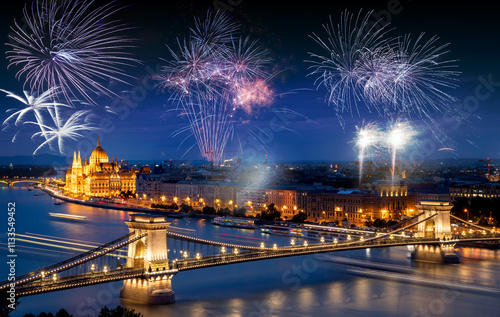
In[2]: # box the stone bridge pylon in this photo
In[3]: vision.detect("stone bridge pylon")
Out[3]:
[120,214,176,304]
[412,201,459,263]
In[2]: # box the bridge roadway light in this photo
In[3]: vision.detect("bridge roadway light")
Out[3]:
[320,236,325,243]
[91,264,95,273]
[347,235,351,241]
[334,238,338,244]
[183,251,188,259]
[221,247,226,254]
[104,266,108,274]
[234,248,239,255]
[273,243,277,250]
[304,241,308,247]
[290,239,295,246]
[196,253,201,261]
[53,274,57,282]
[260,242,265,249]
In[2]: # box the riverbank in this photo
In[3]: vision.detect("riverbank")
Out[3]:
[41,187,198,218]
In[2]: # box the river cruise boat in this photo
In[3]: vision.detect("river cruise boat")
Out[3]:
[212,217,255,229]
[49,213,87,221]
[261,223,379,242]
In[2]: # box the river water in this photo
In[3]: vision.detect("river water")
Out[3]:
[1,186,500,317]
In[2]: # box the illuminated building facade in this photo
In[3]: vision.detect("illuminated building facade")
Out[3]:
[64,138,136,197]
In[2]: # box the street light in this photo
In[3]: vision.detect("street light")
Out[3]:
[260,242,265,249]
[290,239,295,247]
[273,243,278,250]
[320,236,325,243]
[103,266,108,274]
[53,274,57,282]
[196,253,201,260]
[234,248,239,255]
[91,263,95,273]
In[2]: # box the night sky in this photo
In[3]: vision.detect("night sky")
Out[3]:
[0,0,499,163]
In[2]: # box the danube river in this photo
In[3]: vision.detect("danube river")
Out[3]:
[2,186,500,317]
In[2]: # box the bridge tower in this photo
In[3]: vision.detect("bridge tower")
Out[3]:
[412,201,458,263]
[120,214,176,304]
[415,201,453,239]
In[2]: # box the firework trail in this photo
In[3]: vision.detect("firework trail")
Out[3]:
[385,119,416,185]
[156,10,274,164]
[307,10,460,128]
[6,0,138,105]
[28,108,96,155]
[354,121,381,187]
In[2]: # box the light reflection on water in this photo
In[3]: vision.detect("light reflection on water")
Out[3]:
[1,187,500,317]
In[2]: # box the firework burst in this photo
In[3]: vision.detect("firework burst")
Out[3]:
[6,0,138,105]
[307,10,460,127]
[307,10,393,121]
[1,87,70,129]
[156,10,274,164]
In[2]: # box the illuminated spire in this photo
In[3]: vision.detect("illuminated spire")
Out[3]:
[97,135,101,147]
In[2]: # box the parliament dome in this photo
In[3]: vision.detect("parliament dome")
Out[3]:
[89,137,108,164]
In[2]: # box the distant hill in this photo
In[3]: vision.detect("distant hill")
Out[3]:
[0,154,70,166]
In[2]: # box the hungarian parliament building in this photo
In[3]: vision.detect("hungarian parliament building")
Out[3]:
[64,138,136,197]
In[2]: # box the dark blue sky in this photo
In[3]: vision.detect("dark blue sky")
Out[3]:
[0,0,499,164]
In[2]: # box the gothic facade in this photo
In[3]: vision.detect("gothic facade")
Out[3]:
[64,138,136,197]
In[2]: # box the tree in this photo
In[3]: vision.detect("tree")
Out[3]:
[1,288,19,317]
[261,203,281,221]
[21,309,72,317]
[290,211,308,223]
[217,207,231,216]
[373,218,387,228]
[179,203,193,213]
[451,197,470,220]
[120,190,135,199]
[202,206,216,215]
[98,305,143,317]
[386,220,399,228]
[55,309,72,317]
[232,207,247,217]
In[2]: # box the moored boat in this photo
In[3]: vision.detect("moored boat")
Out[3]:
[212,217,255,229]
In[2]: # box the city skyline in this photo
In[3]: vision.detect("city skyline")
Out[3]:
[0,1,499,163]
